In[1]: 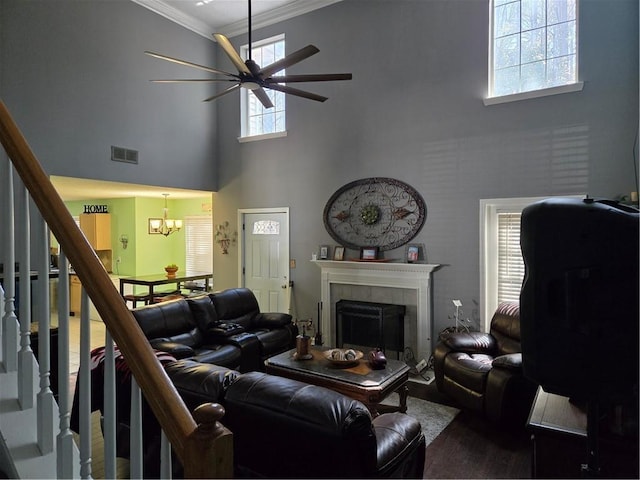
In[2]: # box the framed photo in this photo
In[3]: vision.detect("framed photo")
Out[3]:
[360,246,379,260]
[405,243,426,263]
[333,246,345,261]
[319,245,330,260]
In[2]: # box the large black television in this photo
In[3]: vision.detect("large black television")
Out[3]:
[520,197,639,402]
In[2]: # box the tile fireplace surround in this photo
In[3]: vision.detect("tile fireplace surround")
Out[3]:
[312,260,440,363]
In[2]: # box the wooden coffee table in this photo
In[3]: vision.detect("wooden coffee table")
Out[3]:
[265,347,410,415]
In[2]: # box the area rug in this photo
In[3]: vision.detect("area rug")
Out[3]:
[381,393,460,447]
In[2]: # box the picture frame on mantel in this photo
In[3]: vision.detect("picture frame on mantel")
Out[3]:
[405,243,426,263]
[360,246,379,260]
[333,246,345,261]
[319,245,330,260]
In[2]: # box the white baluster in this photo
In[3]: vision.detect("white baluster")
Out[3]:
[130,377,143,479]
[56,251,76,478]
[79,288,93,479]
[36,216,54,454]
[17,178,33,409]
[161,430,173,478]
[2,162,18,371]
[103,331,117,479]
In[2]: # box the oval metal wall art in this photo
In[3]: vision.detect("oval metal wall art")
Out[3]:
[323,177,427,251]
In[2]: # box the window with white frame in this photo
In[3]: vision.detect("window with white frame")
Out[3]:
[486,0,583,104]
[240,34,286,140]
[479,195,582,331]
[185,215,213,277]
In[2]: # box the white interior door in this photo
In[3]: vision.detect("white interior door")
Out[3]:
[240,209,290,313]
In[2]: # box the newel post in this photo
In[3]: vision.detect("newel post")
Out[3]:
[183,403,233,479]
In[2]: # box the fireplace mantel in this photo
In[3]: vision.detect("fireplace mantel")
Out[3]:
[312,260,440,363]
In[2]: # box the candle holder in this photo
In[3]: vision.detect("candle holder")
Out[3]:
[293,319,313,360]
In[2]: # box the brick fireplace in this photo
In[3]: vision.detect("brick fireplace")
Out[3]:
[312,260,440,363]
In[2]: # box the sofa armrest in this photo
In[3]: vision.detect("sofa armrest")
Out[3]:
[164,359,239,410]
[491,352,523,372]
[372,412,426,477]
[440,331,497,354]
[149,340,195,359]
[208,332,261,373]
[252,312,292,328]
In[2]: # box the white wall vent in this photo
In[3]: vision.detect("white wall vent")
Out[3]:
[111,146,139,164]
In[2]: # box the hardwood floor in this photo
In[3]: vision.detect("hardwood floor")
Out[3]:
[423,409,532,478]
[409,380,533,479]
[62,321,533,479]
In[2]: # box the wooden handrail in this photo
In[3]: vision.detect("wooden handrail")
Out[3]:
[0,100,231,478]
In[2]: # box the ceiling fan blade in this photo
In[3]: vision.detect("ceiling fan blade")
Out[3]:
[251,87,275,109]
[213,33,251,75]
[151,79,238,83]
[260,45,320,77]
[266,84,328,103]
[203,83,241,102]
[266,73,353,83]
[145,51,236,77]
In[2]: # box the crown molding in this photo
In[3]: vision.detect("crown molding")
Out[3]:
[132,0,214,39]
[132,0,342,40]
[218,0,342,38]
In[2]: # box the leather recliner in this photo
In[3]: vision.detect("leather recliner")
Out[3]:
[433,301,537,425]
[222,371,426,478]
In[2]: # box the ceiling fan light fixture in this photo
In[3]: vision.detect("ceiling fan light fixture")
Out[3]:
[242,81,261,91]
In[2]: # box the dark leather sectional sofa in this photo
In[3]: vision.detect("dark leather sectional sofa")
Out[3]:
[131,287,298,372]
[124,287,425,478]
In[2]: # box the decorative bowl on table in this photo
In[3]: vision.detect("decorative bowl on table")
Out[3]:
[164,264,179,278]
[323,348,363,366]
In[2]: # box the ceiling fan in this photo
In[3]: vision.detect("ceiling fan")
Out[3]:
[144,0,352,108]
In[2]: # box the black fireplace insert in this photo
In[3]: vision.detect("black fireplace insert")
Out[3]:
[336,300,405,356]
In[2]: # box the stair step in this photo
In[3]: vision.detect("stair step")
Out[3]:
[0,362,80,478]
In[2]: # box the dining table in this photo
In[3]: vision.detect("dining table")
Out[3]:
[119,272,213,304]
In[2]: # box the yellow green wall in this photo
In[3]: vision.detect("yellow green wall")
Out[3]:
[63,196,212,280]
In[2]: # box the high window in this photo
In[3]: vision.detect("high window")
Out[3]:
[486,0,583,104]
[240,34,286,140]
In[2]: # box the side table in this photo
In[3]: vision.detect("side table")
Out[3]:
[526,387,638,478]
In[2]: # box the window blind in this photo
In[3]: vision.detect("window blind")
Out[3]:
[497,212,525,303]
[185,216,213,276]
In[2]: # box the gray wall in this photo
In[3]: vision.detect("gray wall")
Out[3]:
[0,0,218,192]
[1,0,638,348]
[214,0,639,340]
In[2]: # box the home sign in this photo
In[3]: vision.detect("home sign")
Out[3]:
[83,205,109,214]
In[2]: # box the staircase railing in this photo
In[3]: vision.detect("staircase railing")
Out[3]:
[0,99,232,478]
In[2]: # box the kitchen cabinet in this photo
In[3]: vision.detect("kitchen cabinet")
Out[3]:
[70,274,82,315]
[69,273,122,320]
[80,213,111,250]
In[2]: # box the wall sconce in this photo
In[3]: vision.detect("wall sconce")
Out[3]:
[215,221,237,254]
[120,234,129,249]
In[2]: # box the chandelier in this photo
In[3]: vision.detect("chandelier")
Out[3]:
[149,194,182,236]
